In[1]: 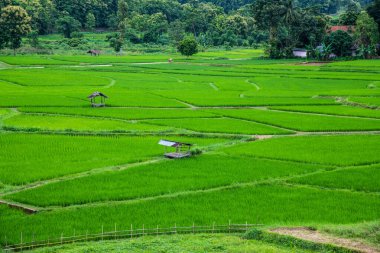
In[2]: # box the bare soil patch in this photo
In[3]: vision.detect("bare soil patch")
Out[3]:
[271,227,379,253]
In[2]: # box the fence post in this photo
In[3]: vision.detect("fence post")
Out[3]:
[142,224,145,237]
[246,221,248,232]
[102,225,104,241]
[20,232,23,252]
[86,231,88,242]
[114,223,117,240]
[130,224,133,239]
[192,222,195,234]
[174,223,177,234]
[229,220,231,234]
[212,222,215,234]
[5,235,7,248]
[156,225,159,236]
[61,233,63,245]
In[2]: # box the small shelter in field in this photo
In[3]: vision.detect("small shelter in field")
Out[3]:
[88,91,108,107]
[159,140,193,159]
[87,50,101,56]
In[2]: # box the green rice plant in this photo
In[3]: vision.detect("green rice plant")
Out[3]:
[0,56,75,65]
[270,105,380,119]
[144,117,293,135]
[207,108,380,132]
[348,97,380,108]
[0,133,228,185]
[6,155,325,207]
[289,164,380,192]
[223,135,380,166]
[1,184,380,244]
[0,69,108,86]
[17,107,217,120]
[3,114,173,133]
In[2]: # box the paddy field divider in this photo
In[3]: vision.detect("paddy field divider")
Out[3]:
[3,222,263,252]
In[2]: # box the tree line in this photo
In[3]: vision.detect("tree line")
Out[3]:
[0,0,379,58]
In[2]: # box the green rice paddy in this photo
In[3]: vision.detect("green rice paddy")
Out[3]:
[0,50,379,249]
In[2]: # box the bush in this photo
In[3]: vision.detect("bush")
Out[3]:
[177,36,198,57]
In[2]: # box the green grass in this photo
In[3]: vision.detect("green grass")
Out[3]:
[270,105,380,119]
[6,155,325,207]
[3,113,173,133]
[145,117,293,135]
[0,133,227,185]
[289,164,380,192]
[2,184,380,244]
[224,135,380,166]
[30,233,312,253]
[207,108,380,132]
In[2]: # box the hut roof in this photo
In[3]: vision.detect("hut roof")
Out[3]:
[158,140,192,147]
[88,91,108,99]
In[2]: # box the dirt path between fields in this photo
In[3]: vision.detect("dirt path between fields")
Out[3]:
[271,227,380,253]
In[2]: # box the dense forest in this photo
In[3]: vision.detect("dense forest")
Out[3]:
[0,0,379,57]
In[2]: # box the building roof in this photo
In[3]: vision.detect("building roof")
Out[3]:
[88,91,108,99]
[158,140,192,147]
[328,26,355,33]
[293,48,308,52]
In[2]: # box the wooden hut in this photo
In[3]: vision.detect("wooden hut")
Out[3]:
[88,92,108,107]
[158,140,193,159]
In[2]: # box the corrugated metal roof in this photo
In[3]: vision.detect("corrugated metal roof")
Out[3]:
[158,140,192,147]
[88,91,108,99]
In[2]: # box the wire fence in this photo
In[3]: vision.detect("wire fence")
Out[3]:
[3,222,263,252]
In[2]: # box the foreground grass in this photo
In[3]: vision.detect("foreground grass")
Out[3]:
[29,233,312,253]
[2,184,380,244]
[321,221,380,248]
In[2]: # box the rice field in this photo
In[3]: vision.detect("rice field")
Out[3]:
[0,50,379,249]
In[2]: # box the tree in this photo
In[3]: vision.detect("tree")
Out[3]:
[324,30,354,57]
[178,36,198,57]
[85,12,96,30]
[339,10,360,25]
[56,14,81,38]
[117,0,128,23]
[367,0,380,33]
[0,5,32,55]
[106,33,124,53]
[355,11,379,57]
[252,0,288,43]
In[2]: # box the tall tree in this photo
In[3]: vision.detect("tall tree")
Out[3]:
[252,0,288,43]
[85,12,96,30]
[367,0,380,33]
[355,11,379,46]
[0,5,32,55]
[56,13,81,38]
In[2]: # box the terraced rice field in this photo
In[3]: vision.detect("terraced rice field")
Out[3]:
[0,50,379,249]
